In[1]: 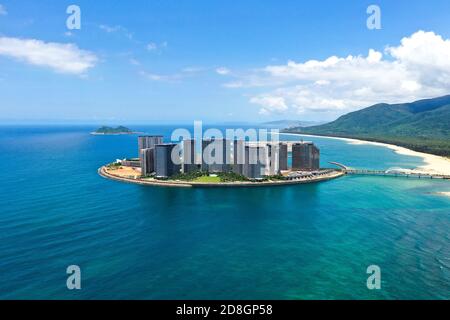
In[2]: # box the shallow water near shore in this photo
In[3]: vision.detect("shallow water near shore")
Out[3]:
[0,125,449,299]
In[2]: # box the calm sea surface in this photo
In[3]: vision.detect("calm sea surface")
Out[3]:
[0,125,449,299]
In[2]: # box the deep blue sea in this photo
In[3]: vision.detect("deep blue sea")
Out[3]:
[0,125,449,299]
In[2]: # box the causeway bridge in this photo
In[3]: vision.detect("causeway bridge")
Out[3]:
[328,162,450,180]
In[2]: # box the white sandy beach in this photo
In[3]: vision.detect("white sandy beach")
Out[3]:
[280,133,450,176]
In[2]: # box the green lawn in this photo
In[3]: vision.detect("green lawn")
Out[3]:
[193,175,221,183]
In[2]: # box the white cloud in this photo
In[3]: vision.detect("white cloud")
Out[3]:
[146,41,168,52]
[0,37,97,75]
[216,67,230,75]
[99,24,118,33]
[314,80,330,86]
[139,65,203,82]
[226,30,450,116]
[99,24,133,39]
[139,70,182,82]
[250,96,288,115]
[181,66,204,73]
[147,42,157,51]
[129,58,140,66]
[139,71,164,81]
[0,4,7,16]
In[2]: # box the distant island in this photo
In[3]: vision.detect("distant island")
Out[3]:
[284,95,450,157]
[91,126,141,135]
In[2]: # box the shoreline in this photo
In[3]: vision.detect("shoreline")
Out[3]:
[98,166,345,188]
[280,133,450,176]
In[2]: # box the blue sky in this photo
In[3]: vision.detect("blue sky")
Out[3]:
[1,0,450,124]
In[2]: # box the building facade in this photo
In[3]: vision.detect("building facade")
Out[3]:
[155,144,181,178]
[243,145,265,179]
[141,149,155,176]
[279,143,288,171]
[201,139,231,173]
[292,142,320,171]
[265,144,280,176]
[182,139,199,173]
[233,140,245,175]
[138,136,163,159]
[138,136,163,175]
[121,159,141,168]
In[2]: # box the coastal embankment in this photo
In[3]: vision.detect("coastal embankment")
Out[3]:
[98,166,344,188]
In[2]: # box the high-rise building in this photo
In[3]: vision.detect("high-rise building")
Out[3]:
[261,142,288,176]
[292,142,320,171]
[279,143,288,171]
[183,139,198,173]
[233,140,245,175]
[138,136,163,176]
[201,139,214,172]
[141,148,155,176]
[265,144,279,176]
[292,143,302,170]
[243,145,264,179]
[138,136,163,158]
[155,144,181,178]
[311,144,320,170]
[201,139,231,173]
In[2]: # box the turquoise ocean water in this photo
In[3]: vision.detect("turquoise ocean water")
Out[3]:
[0,125,449,299]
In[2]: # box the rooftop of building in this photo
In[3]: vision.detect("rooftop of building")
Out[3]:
[155,143,178,147]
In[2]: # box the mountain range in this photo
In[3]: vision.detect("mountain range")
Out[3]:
[261,120,325,129]
[284,95,450,156]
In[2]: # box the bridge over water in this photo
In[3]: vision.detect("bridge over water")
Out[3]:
[328,162,450,180]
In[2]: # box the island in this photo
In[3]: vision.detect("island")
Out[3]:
[98,136,345,188]
[91,126,141,135]
[99,166,344,188]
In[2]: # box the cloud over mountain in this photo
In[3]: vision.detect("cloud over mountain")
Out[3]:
[225,31,450,117]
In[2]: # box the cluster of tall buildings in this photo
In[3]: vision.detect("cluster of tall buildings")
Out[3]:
[139,136,180,179]
[231,141,288,179]
[138,136,320,179]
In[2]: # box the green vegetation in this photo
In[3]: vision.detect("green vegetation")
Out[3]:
[94,126,133,134]
[217,172,248,182]
[194,176,221,183]
[268,174,287,181]
[285,95,450,156]
[170,171,204,181]
[107,162,121,169]
[170,171,249,182]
